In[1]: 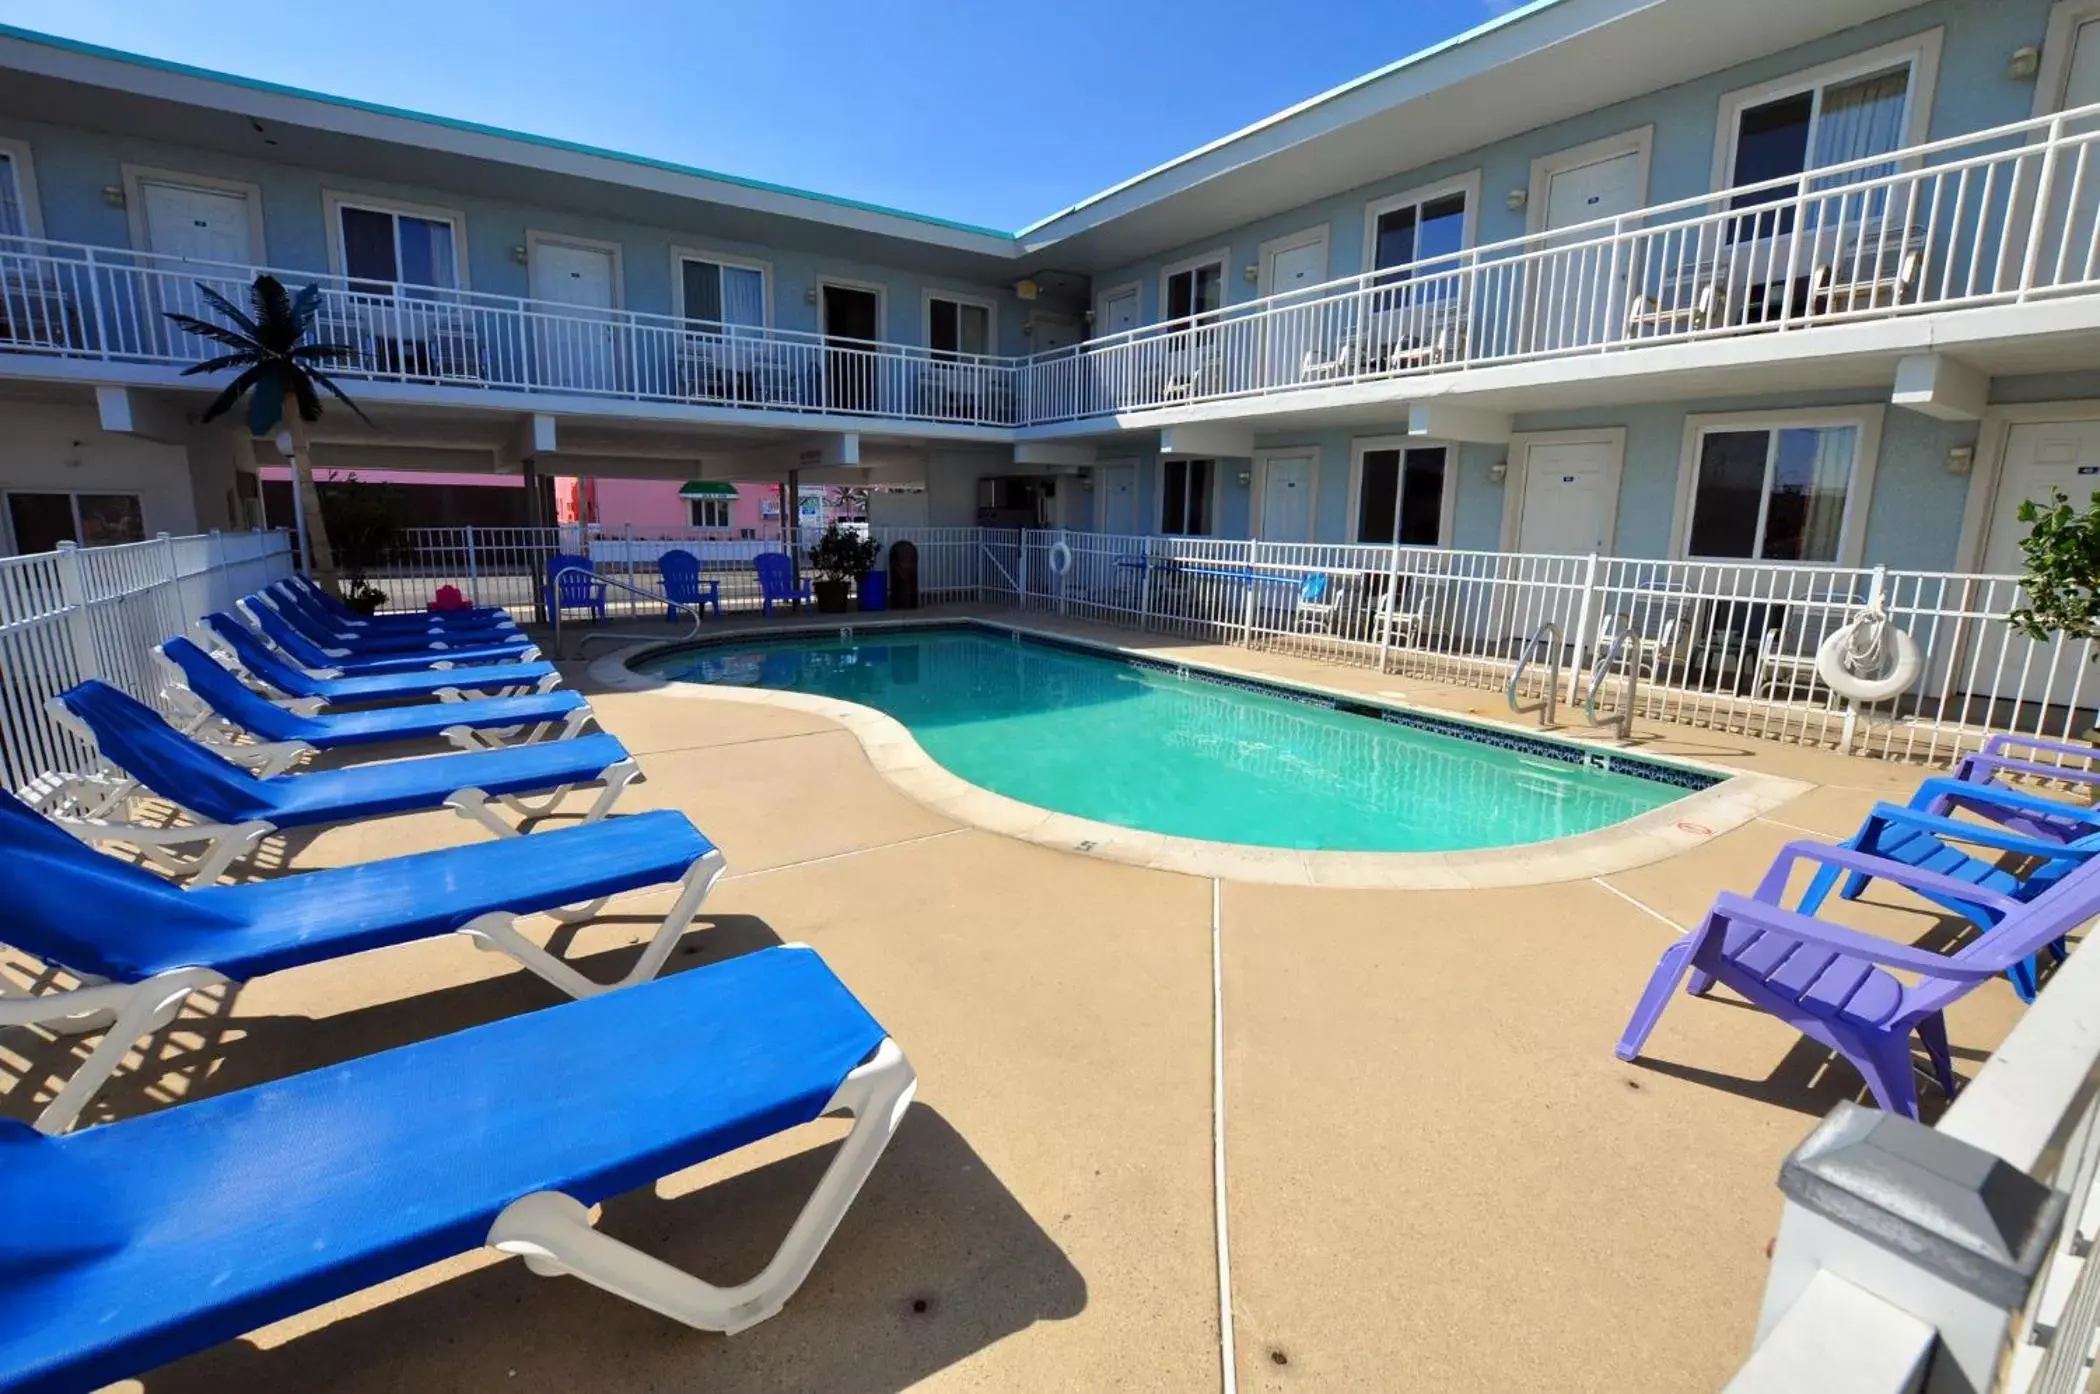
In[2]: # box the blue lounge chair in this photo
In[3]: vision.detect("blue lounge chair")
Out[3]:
[284,571,512,627]
[0,945,913,1391]
[1942,733,2100,843]
[546,552,607,621]
[1792,776,2093,1000]
[156,637,594,763]
[266,585,527,656]
[268,577,518,635]
[659,548,722,619]
[756,551,813,616]
[200,613,561,706]
[1616,844,2100,1118]
[0,790,723,1132]
[36,680,639,884]
[242,596,538,675]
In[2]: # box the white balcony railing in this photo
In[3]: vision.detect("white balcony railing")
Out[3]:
[1,102,2098,428]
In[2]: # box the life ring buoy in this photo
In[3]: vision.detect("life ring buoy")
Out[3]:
[1046,539,1074,577]
[1815,603,1923,703]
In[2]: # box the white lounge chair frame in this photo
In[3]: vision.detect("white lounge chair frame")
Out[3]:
[29,696,640,885]
[489,1031,917,1336]
[239,594,544,665]
[195,618,565,704]
[0,845,725,1134]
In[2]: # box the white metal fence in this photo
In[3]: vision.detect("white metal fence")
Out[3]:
[5,102,2098,431]
[374,523,2100,769]
[0,530,292,791]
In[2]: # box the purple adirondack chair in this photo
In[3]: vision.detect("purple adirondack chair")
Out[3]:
[1945,733,2100,843]
[1615,841,2100,1119]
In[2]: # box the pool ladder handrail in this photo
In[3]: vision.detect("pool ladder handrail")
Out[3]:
[550,565,706,662]
[1585,613,1639,741]
[1506,621,1561,727]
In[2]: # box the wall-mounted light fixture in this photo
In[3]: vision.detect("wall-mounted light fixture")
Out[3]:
[1947,444,1976,476]
[1242,264,1259,284]
[1014,278,1040,301]
[510,245,528,265]
[1486,457,1509,485]
[2009,45,2041,81]
[804,286,820,305]
[1237,469,1252,486]
[1505,188,1528,212]
[101,185,125,208]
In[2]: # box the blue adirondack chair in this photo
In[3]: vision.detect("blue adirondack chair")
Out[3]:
[1616,842,2100,1119]
[545,552,606,621]
[755,551,814,616]
[658,549,722,620]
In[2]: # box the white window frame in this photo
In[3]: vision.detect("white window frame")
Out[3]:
[1155,455,1221,536]
[525,230,624,309]
[2034,0,2100,116]
[921,288,997,358]
[1669,405,1885,567]
[687,496,733,529]
[1094,279,1142,338]
[1256,224,1331,299]
[1251,447,1321,541]
[1360,170,1482,277]
[818,277,887,342]
[1524,128,1653,237]
[4,489,148,554]
[121,165,266,264]
[670,245,773,327]
[1345,434,1459,547]
[0,134,45,239]
[323,191,469,289]
[1157,247,1230,326]
[1709,31,1944,194]
[1498,427,1627,552]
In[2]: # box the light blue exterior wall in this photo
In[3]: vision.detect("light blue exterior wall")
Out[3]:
[1086,0,2054,321]
[2,117,1035,354]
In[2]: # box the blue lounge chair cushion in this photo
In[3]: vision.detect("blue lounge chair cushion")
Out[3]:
[268,587,528,654]
[0,790,710,982]
[267,580,516,635]
[0,946,886,1393]
[287,573,509,626]
[204,614,557,703]
[60,681,629,829]
[162,637,586,748]
[246,600,533,675]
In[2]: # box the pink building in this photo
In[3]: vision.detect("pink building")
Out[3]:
[557,478,863,536]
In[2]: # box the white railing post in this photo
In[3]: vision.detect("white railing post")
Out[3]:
[1567,552,1601,706]
[1838,564,1888,755]
[1139,536,1154,622]
[52,541,99,685]
[2019,114,2069,299]
[1377,545,1402,675]
[464,526,481,607]
[1018,530,1031,604]
[84,248,109,358]
[1057,528,1070,617]
[1242,538,1260,647]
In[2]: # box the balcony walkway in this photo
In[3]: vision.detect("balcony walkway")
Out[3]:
[0,610,2045,1392]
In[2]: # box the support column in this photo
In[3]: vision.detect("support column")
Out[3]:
[522,457,547,625]
[785,468,802,609]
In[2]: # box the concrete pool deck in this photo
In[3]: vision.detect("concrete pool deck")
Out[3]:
[3,606,2044,1392]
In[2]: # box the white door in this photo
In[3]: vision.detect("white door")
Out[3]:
[1261,236,1328,385]
[1983,421,2100,713]
[1100,288,1140,336]
[1031,313,1082,353]
[531,241,618,392]
[140,182,254,264]
[1256,454,1314,541]
[1098,465,1138,534]
[1515,441,1617,554]
[1537,148,1645,349]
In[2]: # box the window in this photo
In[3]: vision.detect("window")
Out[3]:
[1163,258,1224,324]
[1685,425,1858,562]
[928,295,991,358]
[0,150,23,238]
[1160,458,1214,535]
[337,202,459,295]
[1369,191,1469,282]
[688,497,732,529]
[678,255,768,331]
[1353,446,1447,546]
[1717,36,1938,238]
[6,492,146,555]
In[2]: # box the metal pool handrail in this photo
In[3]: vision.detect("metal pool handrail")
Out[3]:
[1586,615,1638,741]
[1506,621,1560,727]
[549,565,704,661]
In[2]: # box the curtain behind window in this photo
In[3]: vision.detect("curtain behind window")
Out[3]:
[1809,66,1910,221]
[0,154,21,238]
[721,266,765,328]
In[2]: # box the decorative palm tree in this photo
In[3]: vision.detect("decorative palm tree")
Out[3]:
[166,274,370,591]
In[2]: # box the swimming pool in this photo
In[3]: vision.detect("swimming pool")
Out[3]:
[637,625,1711,853]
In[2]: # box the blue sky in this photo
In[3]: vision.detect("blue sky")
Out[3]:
[0,0,1513,231]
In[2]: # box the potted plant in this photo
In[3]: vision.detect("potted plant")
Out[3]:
[319,472,402,615]
[808,523,879,614]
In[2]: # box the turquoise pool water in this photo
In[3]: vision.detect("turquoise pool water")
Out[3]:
[639,627,1701,852]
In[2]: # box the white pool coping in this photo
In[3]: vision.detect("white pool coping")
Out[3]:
[588,616,1812,889]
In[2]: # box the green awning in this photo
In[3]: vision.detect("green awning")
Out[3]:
[678,480,739,499]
